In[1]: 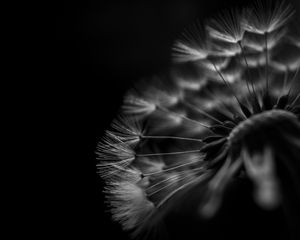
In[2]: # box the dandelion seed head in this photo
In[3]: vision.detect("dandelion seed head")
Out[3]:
[97,1,300,238]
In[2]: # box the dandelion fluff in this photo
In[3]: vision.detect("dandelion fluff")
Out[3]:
[97,1,300,239]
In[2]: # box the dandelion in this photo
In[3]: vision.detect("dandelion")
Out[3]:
[172,22,210,63]
[109,116,144,146]
[122,93,157,118]
[242,0,295,91]
[97,1,300,239]
[242,0,295,34]
[206,9,245,44]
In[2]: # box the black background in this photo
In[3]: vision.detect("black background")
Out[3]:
[54,0,299,239]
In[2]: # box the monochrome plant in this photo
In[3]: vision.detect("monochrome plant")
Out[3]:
[97,1,300,239]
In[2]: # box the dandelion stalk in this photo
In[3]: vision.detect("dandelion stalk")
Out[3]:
[97,2,300,238]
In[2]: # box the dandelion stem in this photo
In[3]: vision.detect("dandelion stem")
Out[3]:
[147,168,204,197]
[291,93,300,106]
[282,69,289,92]
[147,174,188,197]
[276,68,290,104]
[287,67,299,96]
[98,164,134,178]
[146,175,180,191]
[145,167,203,192]
[97,158,134,168]
[182,100,223,124]
[211,62,242,106]
[143,161,203,177]
[136,149,201,157]
[238,41,257,97]
[156,172,212,208]
[264,32,269,92]
[205,89,235,118]
[142,135,203,142]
